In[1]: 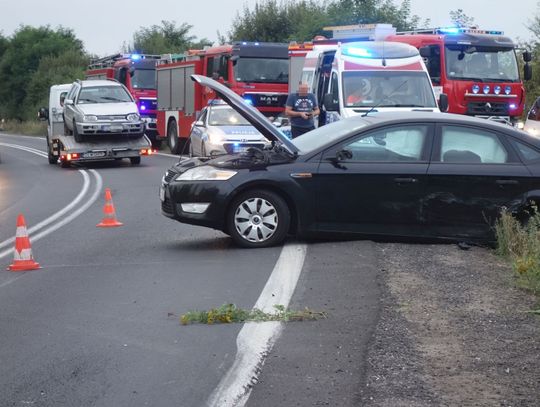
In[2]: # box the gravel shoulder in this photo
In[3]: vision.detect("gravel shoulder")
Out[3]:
[362,243,540,407]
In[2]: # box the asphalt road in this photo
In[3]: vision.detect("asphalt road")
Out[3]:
[0,134,380,407]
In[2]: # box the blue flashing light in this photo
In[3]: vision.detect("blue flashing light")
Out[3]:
[242,42,247,45]
[439,27,461,35]
[504,86,512,95]
[494,85,501,95]
[342,46,372,58]
[472,84,480,94]
[483,85,490,94]
[233,142,240,147]
[140,105,146,111]
[243,97,254,105]
[509,103,517,110]
[131,54,142,61]
[254,42,260,46]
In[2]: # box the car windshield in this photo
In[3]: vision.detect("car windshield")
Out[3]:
[342,71,437,108]
[131,69,156,89]
[445,45,519,82]
[208,107,252,126]
[77,86,133,104]
[233,58,289,83]
[291,118,370,153]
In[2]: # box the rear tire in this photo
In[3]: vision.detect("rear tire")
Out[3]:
[130,156,141,165]
[46,139,56,164]
[227,189,290,248]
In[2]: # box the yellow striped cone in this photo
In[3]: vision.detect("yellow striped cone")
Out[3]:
[8,214,40,271]
[97,188,123,228]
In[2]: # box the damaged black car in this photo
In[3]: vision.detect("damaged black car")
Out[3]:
[160,75,540,248]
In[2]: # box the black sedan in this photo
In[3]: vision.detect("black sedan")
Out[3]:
[160,75,540,248]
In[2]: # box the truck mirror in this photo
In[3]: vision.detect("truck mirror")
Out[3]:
[419,46,432,58]
[524,64,533,81]
[523,51,532,63]
[129,66,135,77]
[323,93,338,112]
[37,107,48,121]
[438,93,449,112]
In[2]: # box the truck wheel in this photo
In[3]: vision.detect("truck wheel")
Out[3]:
[73,121,84,143]
[130,157,141,165]
[46,139,56,164]
[167,121,180,154]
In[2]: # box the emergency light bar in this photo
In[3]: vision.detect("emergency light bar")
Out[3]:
[437,27,504,35]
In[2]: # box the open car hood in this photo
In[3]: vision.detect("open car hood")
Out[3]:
[191,75,299,155]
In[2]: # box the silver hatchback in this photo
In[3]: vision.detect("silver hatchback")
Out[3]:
[63,80,144,142]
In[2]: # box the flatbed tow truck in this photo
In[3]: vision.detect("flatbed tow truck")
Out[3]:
[39,84,153,167]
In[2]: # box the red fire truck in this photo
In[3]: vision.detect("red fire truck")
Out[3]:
[156,42,289,154]
[86,54,162,145]
[386,27,532,125]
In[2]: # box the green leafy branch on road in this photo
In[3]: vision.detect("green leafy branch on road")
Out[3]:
[496,208,540,314]
[179,303,327,325]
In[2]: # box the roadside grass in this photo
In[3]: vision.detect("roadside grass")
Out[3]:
[496,210,540,312]
[180,303,327,325]
[0,120,46,136]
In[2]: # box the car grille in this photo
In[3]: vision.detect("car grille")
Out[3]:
[96,115,127,121]
[223,143,266,154]
[163,169,176,183]
[467,102,509,116]
[246,93,288,108]
[161,197,174,215]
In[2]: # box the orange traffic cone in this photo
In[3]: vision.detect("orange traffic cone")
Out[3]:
[8,214,41,271]
[97,188,123,228]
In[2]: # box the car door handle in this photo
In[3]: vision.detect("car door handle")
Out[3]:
[496,179,519,185]
[394,177,418,184]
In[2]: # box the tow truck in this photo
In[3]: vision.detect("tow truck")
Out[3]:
[38,84,153,168]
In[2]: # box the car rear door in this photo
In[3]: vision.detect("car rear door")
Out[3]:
[424,123,532,239]
[314,123,433,237]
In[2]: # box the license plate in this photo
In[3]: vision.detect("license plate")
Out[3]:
[83,151,106,158]
[159,186,165,202]
[234,146,250,153]
[104,125,123,132]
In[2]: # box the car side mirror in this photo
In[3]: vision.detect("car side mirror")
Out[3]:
[438,93,449,112]
[323,93,339,112]
[37,107,48,121]
[194,120,204,127]
[64,99,74,106]
[524,63,533,81]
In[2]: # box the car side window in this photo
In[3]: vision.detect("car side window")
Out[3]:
[440,126,508,164]
[342,125,428,162]
[511,140,540,162]
[66,85,77,102]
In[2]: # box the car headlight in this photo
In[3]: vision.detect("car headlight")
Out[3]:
[208,132,225,144]
[84,115,98,122]
[127,113,140,122]
[175,166,237,181]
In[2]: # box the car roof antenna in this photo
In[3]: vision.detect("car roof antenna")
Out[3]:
[362,80,408,117]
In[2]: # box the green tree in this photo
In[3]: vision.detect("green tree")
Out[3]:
[0,25,85,120]
[129,20,211,54]
[449,8,475,28]
[524,3,540,110]
[229,0,424,42]
[23,50,88,119]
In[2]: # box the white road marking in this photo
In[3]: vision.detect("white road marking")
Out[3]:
[206,243,307,407]
[0,143,103,264]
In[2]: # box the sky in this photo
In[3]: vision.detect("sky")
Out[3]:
[0,0,537,56]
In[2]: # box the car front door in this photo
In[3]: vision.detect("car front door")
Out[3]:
[63,84,78,129]
[315,123,433,236]
[424,124,531,239]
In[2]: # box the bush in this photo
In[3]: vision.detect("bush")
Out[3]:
[0,119,46,136]
[496,209,540,298]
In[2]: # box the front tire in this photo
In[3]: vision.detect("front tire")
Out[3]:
[227,189,290,248]
[73,121,84,143]
[167,121,180,154]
